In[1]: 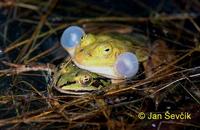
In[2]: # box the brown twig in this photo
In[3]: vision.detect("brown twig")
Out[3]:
[0,61,55,75]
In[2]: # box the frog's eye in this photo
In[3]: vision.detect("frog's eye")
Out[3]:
[98,44,112,56]
[79,74,92,86]
[115,52,139,78]
[60,26,85,49]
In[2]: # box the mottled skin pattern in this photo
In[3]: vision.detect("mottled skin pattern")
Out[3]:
[53,61,110,95]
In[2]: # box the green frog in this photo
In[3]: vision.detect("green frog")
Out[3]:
[73,34,148,80]
[58,26,174,94]
[53,60,111,95]
[60,26,149,80]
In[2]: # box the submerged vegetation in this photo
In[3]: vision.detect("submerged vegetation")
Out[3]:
[0,0,200,129]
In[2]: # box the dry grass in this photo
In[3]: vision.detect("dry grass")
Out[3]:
[0,0,200,130]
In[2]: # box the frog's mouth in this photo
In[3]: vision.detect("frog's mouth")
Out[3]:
[54,86,94,95]
[58,81,76,87]
[55,81,94,95]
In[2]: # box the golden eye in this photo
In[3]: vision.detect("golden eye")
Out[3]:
[99,44,112,56]
[79,73,92,86]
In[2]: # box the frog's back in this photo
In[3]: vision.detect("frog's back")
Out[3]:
[104,33,149,46]
[101,33,149,62]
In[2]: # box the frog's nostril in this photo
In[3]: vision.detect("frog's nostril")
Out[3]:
[86,52,92,56]
[80,48,84,52]
[60,26,85,49]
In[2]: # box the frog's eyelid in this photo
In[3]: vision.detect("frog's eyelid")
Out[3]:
[114,52,139,78]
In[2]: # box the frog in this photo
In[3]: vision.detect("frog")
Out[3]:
[1,59,110,95]
[60,26,149,80]
[53,59,111,95]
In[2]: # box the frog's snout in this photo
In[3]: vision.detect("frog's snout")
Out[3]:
[60,26,85,56]
[114,52,139,78]
[80,48,84,52]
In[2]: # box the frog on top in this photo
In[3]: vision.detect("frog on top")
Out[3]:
[60,26,148,80]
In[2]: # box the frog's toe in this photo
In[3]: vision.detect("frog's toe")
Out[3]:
[60,26,85,49]
[115,52,139,78]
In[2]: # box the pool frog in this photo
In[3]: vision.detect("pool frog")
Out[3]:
[60,26,149,80]
[53,60,111,95]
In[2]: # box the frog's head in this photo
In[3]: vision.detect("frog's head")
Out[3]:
[74,34,139,79]
[54,62,109,95]
[61,26,139,79]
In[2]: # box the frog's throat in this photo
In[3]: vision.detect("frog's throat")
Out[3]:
[73,60,122,79]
